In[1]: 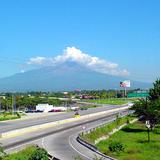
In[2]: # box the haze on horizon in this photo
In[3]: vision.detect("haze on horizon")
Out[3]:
[0,0,160,83]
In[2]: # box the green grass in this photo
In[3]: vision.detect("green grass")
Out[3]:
[83,98,132,105]
[0,115,19,121]
[96,121,160,160]
[0,112,26,121]
[80,115,135,144]
[3,146,37,160]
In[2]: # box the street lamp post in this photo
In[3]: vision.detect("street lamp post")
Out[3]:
[115,88,117,98]
[0,98,1,114]
[12,94,16,115]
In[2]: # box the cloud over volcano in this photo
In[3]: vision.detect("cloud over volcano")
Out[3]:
[27,47,129,76]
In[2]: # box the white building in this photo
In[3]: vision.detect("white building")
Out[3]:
[36,104,54,112]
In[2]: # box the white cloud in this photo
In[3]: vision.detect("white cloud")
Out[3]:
[27,47,129,76]
[27,57,47,65]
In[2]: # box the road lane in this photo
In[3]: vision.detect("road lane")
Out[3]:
[4,113,122,160]
[36,115,117,160]
[0,105,126,133]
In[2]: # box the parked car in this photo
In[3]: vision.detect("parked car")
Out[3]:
[49,109,62,112]
[25,110,36,113]
[35,110,43,113]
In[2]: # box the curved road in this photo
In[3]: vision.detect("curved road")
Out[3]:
[41,117,114,160]
[4,113,121,160]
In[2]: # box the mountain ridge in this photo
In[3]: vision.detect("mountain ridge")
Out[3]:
[0,62,151,92]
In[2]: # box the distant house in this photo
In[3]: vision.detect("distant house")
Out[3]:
[36,104,54,112]
[0,96,5,99]
[81,95,96,99]
[36,104,68,112]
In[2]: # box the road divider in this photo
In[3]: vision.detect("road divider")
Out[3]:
[0,106,129,139]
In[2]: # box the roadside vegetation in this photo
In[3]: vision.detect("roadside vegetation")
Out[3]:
[80,79,160,160]
[0,95,62,112]
[80,115,135,144]
[0,112,24,121]
[80,105,97,110]
[74,155,104,160]
[96,121,160,160]
[132,79,160,130]
[83,98,132,105]
[0,145,49,160]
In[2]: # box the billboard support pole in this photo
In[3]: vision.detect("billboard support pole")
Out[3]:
[124,87,127,99]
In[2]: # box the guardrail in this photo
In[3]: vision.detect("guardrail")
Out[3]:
[76,111,134,160]
[77,136,116,160]
[48,153,60,160]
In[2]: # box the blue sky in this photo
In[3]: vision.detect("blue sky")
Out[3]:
[0,0,160,82]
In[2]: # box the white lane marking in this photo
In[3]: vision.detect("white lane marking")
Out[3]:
[69,135,92,160]
[41,137,53,156]
[42,138,45,148]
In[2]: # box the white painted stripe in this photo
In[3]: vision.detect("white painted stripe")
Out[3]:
[69,135,92,160]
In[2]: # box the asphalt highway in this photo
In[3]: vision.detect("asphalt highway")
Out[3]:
[0,104,126,133]
[4,112,120,160]
[41,116,116,160]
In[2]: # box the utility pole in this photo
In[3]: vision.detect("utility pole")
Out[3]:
[0,98,1,114]
[12,94,14,115]
[12,94,16,115]
[115,88,117,98]
[124,87,127,99]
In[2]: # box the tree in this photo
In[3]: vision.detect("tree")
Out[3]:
[131,79,160,129]
[149,79,160,101]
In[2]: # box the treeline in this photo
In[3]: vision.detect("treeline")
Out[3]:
[0,88,147,111]
[0,95,62,111]
[77,89,144,99]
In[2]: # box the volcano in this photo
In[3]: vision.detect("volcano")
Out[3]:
[0,62,151,92]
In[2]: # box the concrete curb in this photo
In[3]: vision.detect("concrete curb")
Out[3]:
[0,106,129,139]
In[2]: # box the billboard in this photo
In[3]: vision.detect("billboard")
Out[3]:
[120,80,131,88]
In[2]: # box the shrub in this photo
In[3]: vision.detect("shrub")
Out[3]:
[16,112,21,118]
[0,144,6,160]
[93,155,104,160]
[3,112,10,118]
[116,115,121,127]
[126,117,130,124]
[29,147,48,160]
[74,155,84,160]
[108,141,125,152]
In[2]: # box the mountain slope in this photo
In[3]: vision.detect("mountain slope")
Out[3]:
[0,63,151,92]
